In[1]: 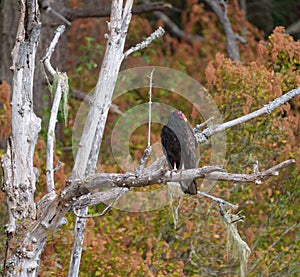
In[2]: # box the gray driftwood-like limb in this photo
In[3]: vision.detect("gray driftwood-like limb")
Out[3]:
[72,188,130,210]
[68,114,110,277]
[68,159,295,211]
[1,0,42,275]
[124,27,165,58]
[68,1,134,276]
[76,159,293,193]
[42,25,66,192]
[196,87,300,143]
[203,0,240,61]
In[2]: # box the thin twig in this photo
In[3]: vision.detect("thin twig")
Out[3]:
[194,116,214,133]
[138,69,155,174]
[198,191,238,209]
[45,7,72,26]
[42,25,65,75]
[247,222,297,274]
[147,69,154,147]
[142,0,203,41]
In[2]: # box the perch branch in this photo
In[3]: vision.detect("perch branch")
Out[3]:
[69,159,294,211]
[196,87,300,143]
[74,159,294,193]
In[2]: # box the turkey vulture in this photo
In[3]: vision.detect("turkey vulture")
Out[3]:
[161,110,198,195]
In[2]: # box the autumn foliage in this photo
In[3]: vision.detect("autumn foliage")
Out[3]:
[1,1,299,276]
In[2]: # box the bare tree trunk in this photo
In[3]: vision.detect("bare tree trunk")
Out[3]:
[68,0,134,275]
[1,0,41,276]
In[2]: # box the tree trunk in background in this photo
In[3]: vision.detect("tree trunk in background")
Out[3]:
[0,0,18,85]
[0,0,68,118]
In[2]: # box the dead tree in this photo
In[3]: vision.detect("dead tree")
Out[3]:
[1,0,299,276]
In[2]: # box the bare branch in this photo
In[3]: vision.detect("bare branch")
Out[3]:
[76,159,294,193]
[198,191,238,209]
[196,87,300,143]
[44,7,72,26]
[71,0,134,179]
[124,27,165,58]
[42,25,67,193]
[61,2,176,21]
[42,25,65,76]
[69,1,134,275]
[206,159,295,183]
[142,0,203,41]
[73,188,128,218]
[194,116,214,133]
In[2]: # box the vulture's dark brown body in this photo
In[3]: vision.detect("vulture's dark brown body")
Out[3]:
[161,111,198,195]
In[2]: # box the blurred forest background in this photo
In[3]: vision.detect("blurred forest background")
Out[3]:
[0,0,299,276]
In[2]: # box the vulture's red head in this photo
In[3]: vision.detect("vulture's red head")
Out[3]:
[170,110,187,122]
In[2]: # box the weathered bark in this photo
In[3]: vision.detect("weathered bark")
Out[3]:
[1,0,41,275]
